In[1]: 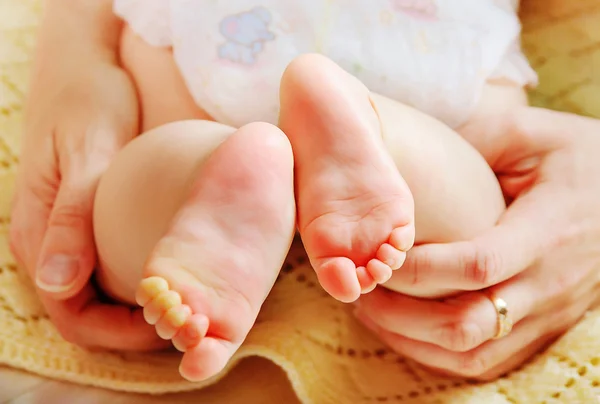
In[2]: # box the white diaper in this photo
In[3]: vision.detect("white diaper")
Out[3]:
[114,0,537,129]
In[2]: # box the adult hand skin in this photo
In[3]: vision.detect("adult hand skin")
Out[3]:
[354,107,600,380]
[9,0,166,350]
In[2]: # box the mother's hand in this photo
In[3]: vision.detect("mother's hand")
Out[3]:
[9,1,166,351]
[354,107,600,380]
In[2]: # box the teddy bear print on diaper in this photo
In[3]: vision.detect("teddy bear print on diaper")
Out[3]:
[390,0,438,20]
[218,7,276,65]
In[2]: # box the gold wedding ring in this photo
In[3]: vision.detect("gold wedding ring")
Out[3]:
[487,294,513,339]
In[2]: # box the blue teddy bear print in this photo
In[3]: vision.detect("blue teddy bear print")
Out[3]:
[218,7,275,65]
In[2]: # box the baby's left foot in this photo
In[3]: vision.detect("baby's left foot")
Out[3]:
[279,54,415,303]
[135,123,296,381]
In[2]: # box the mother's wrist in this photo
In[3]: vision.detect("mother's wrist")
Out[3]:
[40,0,122,63]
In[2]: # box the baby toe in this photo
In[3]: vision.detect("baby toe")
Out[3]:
[357,266,377,293]
[315,257,362,303]
[389,225,415,252]
[376,243,407,270]
[172,314,210,352]
[366,259,393,284]
[143,290,182,325]
[155,305,192,340]
[136,276,170,306]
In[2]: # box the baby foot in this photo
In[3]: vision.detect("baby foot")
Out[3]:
[279,54,415,303]
[136,123,295,381]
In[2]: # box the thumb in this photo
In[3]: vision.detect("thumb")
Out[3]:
[35,176,97,298]
[388,184,561,292]
[458,107,569,171]
[35,147,115,298]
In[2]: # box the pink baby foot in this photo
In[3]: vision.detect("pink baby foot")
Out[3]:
[279,54,416,303]
[136,123,295,381]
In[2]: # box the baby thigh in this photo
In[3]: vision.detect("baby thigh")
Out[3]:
[373,94,506,244]
[371,94,506,297]
[93,120,235,304]
[464,80,529,128]
[93,26,226,304]
[119,24,213,132]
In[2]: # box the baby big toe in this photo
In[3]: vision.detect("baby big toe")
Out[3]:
[179,337,232,382]
[315,257,362,303]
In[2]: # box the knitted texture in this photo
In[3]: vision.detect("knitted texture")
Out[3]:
[1,0,600,402]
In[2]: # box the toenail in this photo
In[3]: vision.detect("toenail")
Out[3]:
[136,277,170,306]
[143,306,163,325]
[384,259,397,269]
[166,306,191,328]
[397,240,411,252]
[154,290,182,309]
[391,230,414,252]
[156,323,177,340]
[184,325,200,341]
[142,276,170,296]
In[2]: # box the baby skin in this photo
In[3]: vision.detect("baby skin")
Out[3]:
[93,30,509,381]
[279,54,506,300]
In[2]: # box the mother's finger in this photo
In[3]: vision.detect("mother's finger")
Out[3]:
[355,314,541,378]
[35,178,98,298]
[387,184,562,292]
[35,128,122,299]
[357,292,591,378]
[9,186,52,275]
[42,284,169,351]
[425,332,560,382]
[356,278,538,352]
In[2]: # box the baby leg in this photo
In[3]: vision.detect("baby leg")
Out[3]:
[94,120,296,381]
[279,54,506,300]
[93,26,295,381]
[119,24,212,131]
[457,78,530,158]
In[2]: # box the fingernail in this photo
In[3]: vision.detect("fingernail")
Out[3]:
[36,254,79,292]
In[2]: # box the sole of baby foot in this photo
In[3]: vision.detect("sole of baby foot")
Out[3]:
[279,53,415,303]
[136,122,295,381]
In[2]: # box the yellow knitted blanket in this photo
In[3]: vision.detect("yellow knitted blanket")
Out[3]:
[2,0,600,402]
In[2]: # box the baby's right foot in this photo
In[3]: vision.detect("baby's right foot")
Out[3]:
[135,122,295,381]
[279,54,415,303]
